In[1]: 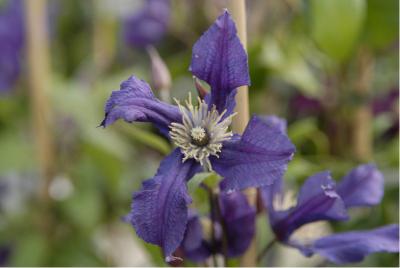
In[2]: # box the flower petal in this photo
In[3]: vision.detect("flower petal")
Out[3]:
[100,75,181,136]
[212,115,295,191]
[181,211,212,262]
[306,224,400,264]
[219,191,256,257]
[336,164,384,208]
[259,115,287,134]
[190,10,250,114]
[128,149,199,261]
[269,172,348,241]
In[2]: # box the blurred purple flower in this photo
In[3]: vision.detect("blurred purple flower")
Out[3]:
[373,87,399,139]
[0,0,24,92]
[289,93,322,118]
[261,163,399,264]
[123,0,170,48]
[0,245,12,266]
[102,10,295,261]
[181,191,256,262]
[372,88,399,115]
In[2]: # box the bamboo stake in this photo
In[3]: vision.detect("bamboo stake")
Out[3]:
[25,0,54,227]
[352,47,373,161]
[93,0,117,79]
[226,1,257,266]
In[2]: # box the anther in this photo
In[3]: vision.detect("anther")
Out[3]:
[190,127,209,147]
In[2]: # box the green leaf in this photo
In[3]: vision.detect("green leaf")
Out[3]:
[261,37,321,97]
[287,118,329,155]
[187,172,219,195]
[310,0,366,63]
[364,0,399,49]
[118,123,171,155]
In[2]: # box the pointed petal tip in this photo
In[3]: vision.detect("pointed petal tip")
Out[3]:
[165,255,183,263]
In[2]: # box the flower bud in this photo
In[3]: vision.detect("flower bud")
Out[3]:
[193,76,208,99]
[147,46,171,102]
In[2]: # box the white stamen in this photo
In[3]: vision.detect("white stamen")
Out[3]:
[191,127,206,141]
[169,95,236,171]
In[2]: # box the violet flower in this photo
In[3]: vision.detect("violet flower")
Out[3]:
[181,191,256,262]
[261,149,399,264]
[123,0,170,48]
[102,10,295,261]
[0,0,24,92]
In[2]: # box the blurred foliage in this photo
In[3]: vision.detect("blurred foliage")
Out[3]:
[0,0,398,266]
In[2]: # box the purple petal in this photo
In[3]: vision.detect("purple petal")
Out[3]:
[259,115,287,134]
[219,191,256,257]
[100,75,181,136]
[181,211,212,262]
[128,149,199,260]
[190,10,250,114]
[307,224,399,264]
[212,115,295,191]
[123,0,170,48]
[269,172,348,241]
[0,0,24,49]
[336,164,384,208]
[260,176,284,223]
[0,0,24,92]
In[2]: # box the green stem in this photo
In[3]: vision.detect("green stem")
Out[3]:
[202,183,219,267]
[256,239,276,263]
[214,193,228,267]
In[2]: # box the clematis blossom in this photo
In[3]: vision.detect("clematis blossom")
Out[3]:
[181,191,256,262]
[261,139,399,265]
[101,10,295,261]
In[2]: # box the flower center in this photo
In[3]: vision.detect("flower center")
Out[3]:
[190,127,209,146]
[169,94,236,170]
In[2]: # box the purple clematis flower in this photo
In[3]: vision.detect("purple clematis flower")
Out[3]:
[123,0,170,48]
[181,191,256,262]
[0,0,24,92]
[261,153,399,264]
[102,10,295,261]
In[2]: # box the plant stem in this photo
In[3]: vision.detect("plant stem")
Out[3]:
[25,0,54,234]
[214,193,228,267]
[256,239,276,263]
[226,1,257,266]
[202,183,219,267]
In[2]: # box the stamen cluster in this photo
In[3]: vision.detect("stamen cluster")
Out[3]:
[169,94,235,170]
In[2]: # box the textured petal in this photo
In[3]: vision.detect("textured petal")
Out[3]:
[123,0,170,48]
[336,164,384,208]
[100,75,181,136]
[219,191,256,257]
[305,224,400,264]
[212,115,295,191]
[269,172,348,241]
[259,115,287,134]
[128,149,199,260]
[181,211,212,262]
[260,176,284,224]
[190,10,250,114]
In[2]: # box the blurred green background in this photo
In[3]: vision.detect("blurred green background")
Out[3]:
[0,0,398,266]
